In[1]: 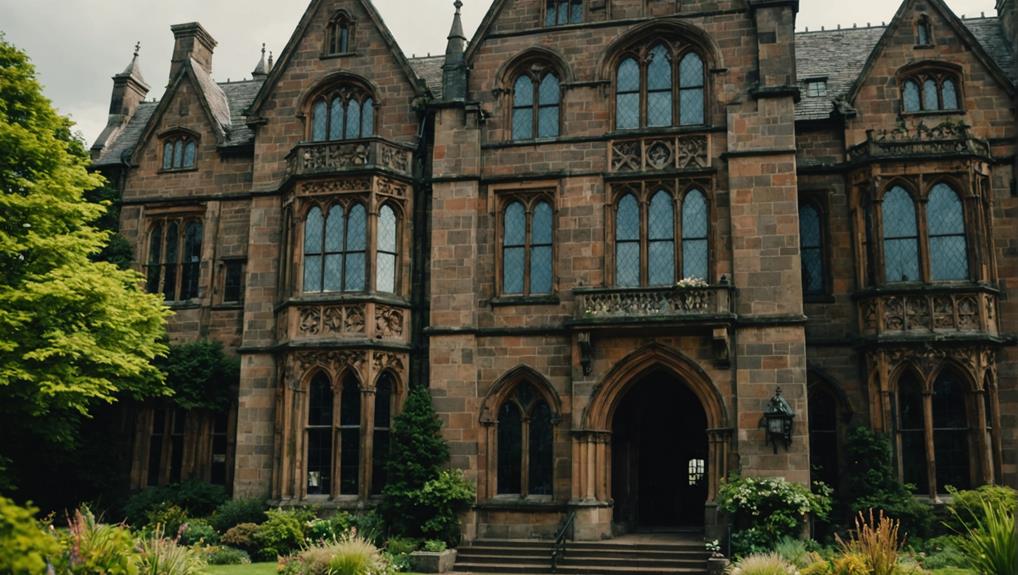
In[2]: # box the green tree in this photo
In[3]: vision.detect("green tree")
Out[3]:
[0,36,169,488]
[160,339,240,411]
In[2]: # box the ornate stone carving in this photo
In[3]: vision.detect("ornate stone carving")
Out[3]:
[294,349,367,380]
[611,141,641,171]
[609,134,709,173]
[677,135,709,169]
[646,140,673,170]
[301,178,371,195]
[323,306,345,333]
[847,121,991,162]
[858,289,996,335]
[575,286,730,320]
[375,306,405,338]
[372,351,405,373]
[379,145,411,174]
[376,176,409,198]
[298,304,366,337]
[287,140,413,178]
[299,307,322,335]
[344,306,365,333]
[879,344,998,383]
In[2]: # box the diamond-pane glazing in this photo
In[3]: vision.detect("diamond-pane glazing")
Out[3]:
[538,107,559,138]
[802,248,824,294]
[313,101,328,141]
[174,141,184,168]
[183,142,196,168]
[928,183,969,281]
[649,241,675,286]
[616,93,639,130]
[163,142,174,169]
[683,239,708,280]
[930,237,968,281]
[539,74,560,104]
[305,207,323,254]
[346,100,361,139]
[362,99,374,137]
[530,245,553,294]
[324,254,342,292]
[304,255,323,293]
[325,206,344,252]
[934,373,968,431]
[680,53,704,87]
[347,204,366,250]
[648,92,672,127]
[377,253,396,293]
[680,89,705,125]
[504,202,526,246]
[883,187,918,237]
[345,253,365,291]
[616,194,640,240]
[903,81,920,112]
[682,190,708,238]
[558,1,568,24]
[378,205,397,252]
[513,109,533,140]
[928,184,965,235]
[330,99,344,140]
[923,79,939,110]
[503,247,525,294]
[616,242,640,287]
[649,191,674,240]
[546,0,556,25]
[528,401,554,495]
[884,238,920,282]
[942,80,958,110]
[532,202,553,244]
[617,58,640,91]
[799,205,822,248]
[497,402,523,494]
[648,45,672,89]
[515,75,534,106]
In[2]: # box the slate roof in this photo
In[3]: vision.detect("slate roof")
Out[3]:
[409,56,445,100]
[795,16,1017,121]
[92,102,159,167]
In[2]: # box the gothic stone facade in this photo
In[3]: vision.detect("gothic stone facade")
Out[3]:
[91,0,1018,540]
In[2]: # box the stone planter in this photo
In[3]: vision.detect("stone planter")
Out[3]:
[409,549,458,573]
[707,556,730,575]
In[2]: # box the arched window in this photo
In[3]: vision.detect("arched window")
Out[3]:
[901,71,962,113]
[808,385,840,491]
[923,79,939,110]
[303,204,366,293]
[903,80,921,113]
[327,12,353,54]
[546,0,582,26]
[799,203,826,295]
[616,58,640,131]
[371,374,394,495]
[344,204,366,291]
[376,205,398,293]
[648,190,675,286]
[882,186,920,283]
[501,198,554,296]
[916,16,932,45]
[306,373,333,496]
[679,53,706,126]
[933,372,971,490]
[682,189,709,280]
[145,217,203,301]
[897,373,928,493]
[512,72,560,140]
[162,135,197,170]
[309,90,375,142]
[615,194,640,287]
[615,47,707,130]
[303,206,326,293]
[647,45,672,128]
[497,383,554,496]
[942,79,958,109]
[927,183,969,281]
[339,375,361,495]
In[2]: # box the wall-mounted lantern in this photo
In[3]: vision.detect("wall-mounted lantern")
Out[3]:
[762,387,795,454]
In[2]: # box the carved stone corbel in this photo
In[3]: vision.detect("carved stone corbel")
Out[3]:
[578,332,593,376]
[713,327,731,367]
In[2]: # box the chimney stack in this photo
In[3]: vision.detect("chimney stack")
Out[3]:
[169,22,217,82]
[92,42,150,160]
[999,0,1018,56]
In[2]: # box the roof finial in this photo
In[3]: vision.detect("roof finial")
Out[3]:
[134,41,141,59]
[455,0,463,14]
[118,40,148,87]
[443,0,468,101]
[252,42,270,78]
[268,51,274,70]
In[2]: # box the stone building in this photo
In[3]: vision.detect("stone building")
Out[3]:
[90,0,1018,541]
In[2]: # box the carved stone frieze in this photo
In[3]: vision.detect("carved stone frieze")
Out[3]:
[858,289,997,335]
[299,307,322,335]
[287,139,413,178]
[847,120,991,162]
[286,349,368,390]
[297,304,366,336]
[609,134,709,173]
[376,176,409,199]
[301,178,372,195]
[375,306,405,338]
[372,351,406,374]
[576,285,728,320]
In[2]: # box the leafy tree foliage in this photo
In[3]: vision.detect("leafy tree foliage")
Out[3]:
[0,36,169,488]
[160,339,240,411]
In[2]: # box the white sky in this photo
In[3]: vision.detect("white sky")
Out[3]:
[0,0,998,144]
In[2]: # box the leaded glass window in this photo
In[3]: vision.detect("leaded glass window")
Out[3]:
[528,401,554,496]
[498,383,554,496]
[898,374,928,493]
[146,217,202,301]
[324,206,344,292]
[538,74,560,138]
[531,202,554,294]
[512,76,534,141]
[923,79,939,111]
[371,374,394,495]
[933,372,970,491]
[339,376,361,495]
[679,53,705,126]
[345,204,366,291]
[181,221,202,300]
[616,58,640,131]
[512,72,560,141]
[682,189,709,280]
[327,13,353,54]
[147,224,163,294]
[546,0,582,26]
[303,203,366,293]
[497,402,522,495]
[346,100,362,140]
[501,198,554,296]
[313,101,328,141]
[306,373,333,495]
[941,79,958,110]
[799,203,825,295]
[808,385,840,492]
[162,135,198,170]
[903,80,921,113]
[303,207,325,293]
[882,186,920,283]
[615,194,640,287]
[376,205,398,293]
[927,183,968,281]
[503,201,526,295]
[902,73,962,113]
[647,45,673,128]
[916,17,931,45]
[648,190,675,286]
[310,93,374,142]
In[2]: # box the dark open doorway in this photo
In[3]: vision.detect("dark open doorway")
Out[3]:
[611,369,708,532]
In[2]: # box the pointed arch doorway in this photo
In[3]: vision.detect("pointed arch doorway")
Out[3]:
[611,368,708,531]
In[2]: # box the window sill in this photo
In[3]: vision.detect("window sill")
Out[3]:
[477,496,562,511]
[804,294,836,304]
[319,51,360,60]
[900,109,965,118]
[490,294,560,307]
[610,125,711,138]
[166,301,201,310]
[158,167,198,174]
[212,303,244,311]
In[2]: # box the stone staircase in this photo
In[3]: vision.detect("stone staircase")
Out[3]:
[453,535,709,575]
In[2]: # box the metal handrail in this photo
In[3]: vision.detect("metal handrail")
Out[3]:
[550,511,577,572]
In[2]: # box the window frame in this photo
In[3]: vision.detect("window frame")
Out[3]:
[375,203,401,295]
[915,15,933,47]
[898,65,963,115]
[306,84,377,143]
[805,78,828,98]
[495,382,556,498]
[160,132,199,172]
[300,200,369,294]
[608,181,713,288]
[799,196,832,299]
[220,258,246,305]
[494,188,557,300]
[544,0,583,26]
[324,10,356,56]
[145,214,204,303]
[613,43,709,132]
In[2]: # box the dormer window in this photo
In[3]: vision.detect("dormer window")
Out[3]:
[901,69,961,113]
[805,79,828,98]
[309,85,376,142]
[546,0,582,26]
[161,135,197,171]
[916,16,932,46]
[326,11,354,55]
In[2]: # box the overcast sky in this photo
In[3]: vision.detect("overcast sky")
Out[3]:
[0,0,999,144]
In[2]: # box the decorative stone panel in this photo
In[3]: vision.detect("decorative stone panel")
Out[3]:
[572,285,733,323]
[286,138,414,179]
[857,286,999,337]
[609,134,710,173]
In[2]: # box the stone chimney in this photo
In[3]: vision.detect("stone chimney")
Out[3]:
[442,0,468,101]
[169,22,217,82]
[998,0,1018,56]
[91,42,150,160]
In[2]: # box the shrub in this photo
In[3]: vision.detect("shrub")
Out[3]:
[135,529,207,575]
[423,539,447,553]
[253,508,307,561]
[221,522,260,554]
[0,496,62,575]
[836,511,904,575]
[385,537,421,555]
[718,475,832,557]
[201,545,251,565]
[159,339,239,411]
[57,507,139,575]
[179,518,219,546]
[282,534,390,575]
[918,536,968,570]
[774,537,815,568]
[801,560,834,575]
[208,498,268,533]
[948,499,1017,575]
[412,469,475,546]
[832,553,870,575]
[729,554,797,575]
[843,428,934,539]
[306,512,354,544]
[144,503,190,538]
[350,512,387,546]
[943,485,1017,533]
[123,480,228,526]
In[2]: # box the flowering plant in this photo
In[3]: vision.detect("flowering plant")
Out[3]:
[705,539,723,557]
[676,277,709,289]
[718,476,832,557]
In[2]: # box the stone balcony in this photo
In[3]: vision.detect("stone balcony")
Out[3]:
[856,284,1000,340]
[570,284,734,327]
[847,122,991,163]
[286,138,415,179]
[609,133,711,174]
[275,295,411,345]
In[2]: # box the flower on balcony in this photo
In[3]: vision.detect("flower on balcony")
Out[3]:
[676,277,709,289]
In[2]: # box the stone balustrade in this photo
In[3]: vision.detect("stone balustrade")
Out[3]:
[573,285,733,324]
[857,285,999,338]
[286,138,414,179]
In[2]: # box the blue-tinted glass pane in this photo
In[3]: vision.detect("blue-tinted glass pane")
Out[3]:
[923,79,939,110]
[648,91,672,128]
[324,254,342,292]
[345,100,362,139]
[325,205,344,252]
[515,75,534,106]
[930,237,968,281]
[928,184,965,235]
[184,222,202,262]
[558,0,568,24]
[183,141,196,168]
[344,253,365,291]
[903,81,921,112]
[680,89,705,125]
[649,191,674,240]
[304,207,323,254]
[532,202,553,245]
[504,202,526,246]
[330,99,344,140]
[304,256,323,293]
[313,101,328,141]
[377,253,396,293]
[378,205,397,252]
[917,22,930,45]
[538,107,559,138]
[346,204,366,251]
[539,74,560,104]
[617,58,640,91]
[163,142,174,169]
[682,190,708,239]
[545,0,556,26]
[513,109,533,140]
[531,245,553,294]
[648,45,672,90]
[503,247,525,294]
[649,241,675,286]
[362,99,374,137]
[571,0,583,22]
[928,183,969,280]
[883,187,918,237]
[683,239,709,280]
[616,242,640,287]
[800,205,822,248]
[802,248,825,294]
[616,194,639,241]
[308,374,333,426]
[942,80,958,110]
[616,93,639,130]
[884,239,920,282]
[679,53,704,88]
[174,141,184,168]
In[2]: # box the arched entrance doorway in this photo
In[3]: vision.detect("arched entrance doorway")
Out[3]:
[611,368,708,531]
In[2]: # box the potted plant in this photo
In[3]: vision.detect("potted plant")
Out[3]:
[409,539,458,573]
